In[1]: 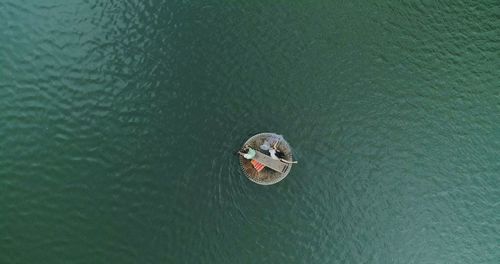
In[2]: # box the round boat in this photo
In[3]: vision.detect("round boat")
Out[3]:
[238,132,294,185]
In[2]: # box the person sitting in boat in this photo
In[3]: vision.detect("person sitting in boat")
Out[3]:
[238,145,256,159]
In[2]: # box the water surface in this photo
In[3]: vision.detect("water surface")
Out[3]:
[1,1,499,263]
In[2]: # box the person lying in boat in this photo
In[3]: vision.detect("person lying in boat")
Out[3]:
[240,144,298,164]
[269,142,298,164]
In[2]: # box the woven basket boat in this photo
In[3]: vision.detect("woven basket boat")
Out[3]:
[239,133,294,185]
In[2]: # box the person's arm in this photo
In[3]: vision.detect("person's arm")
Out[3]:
[272,141,279,150]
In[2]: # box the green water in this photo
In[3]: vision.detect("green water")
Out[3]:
[1,1,499,263]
